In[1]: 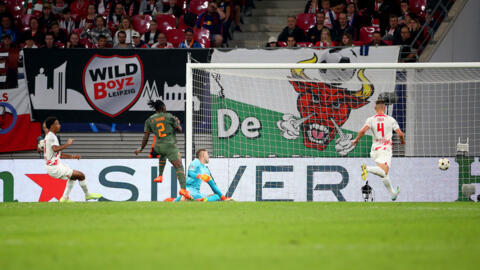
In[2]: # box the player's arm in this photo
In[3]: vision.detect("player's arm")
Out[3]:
[174,116,182,133]
[135,132,150,155]
[51,138,74,152]
[352,125,370,146]
[60,153,81,159]
[395,128,405,144]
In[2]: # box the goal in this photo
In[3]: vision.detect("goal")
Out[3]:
[185,61,480,202]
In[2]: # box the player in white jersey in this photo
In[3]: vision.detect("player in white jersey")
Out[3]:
[44,117,102,202]
[352,100,405,201]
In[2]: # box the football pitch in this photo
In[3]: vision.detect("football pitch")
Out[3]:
[0,202,478,270]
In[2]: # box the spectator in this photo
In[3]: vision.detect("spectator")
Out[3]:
[51,0,69,15]
[23,17,45,45]
[113,30,133,48]
[286,36,297,48]
[321,0,335,29]
[304,0,319,14]
[367,0,399,35]
[212,34,224,48]
[217,0,233,42]
[332,12,353,42]
[266,36,277,48]
[132,31,149,48]
[23,36,38,48]
[141,20,160,46]
[95,34,108,48]
[306,12,325,44]
[341,32,353,46]
[370,31,386,46]
[108,3,125,29]
[81,16,113,45]
[23,0,45,17]
[50,22,67,45]
[398,0,409,25]
[114,16,135,46]
[0,1,14,23]
[95,0,115,16]
[277,16,306,43]
[38,3,57,31]
[163,0,183,18]
[0,17,18,44]
[43,32,58,48]
[232,0,242,32]
[196,1,222,39]
[346,3,361,40]
[394,26,416,62]
[139,0,163,16]
[66,32,85,48]
[79,4,98,30]
[178,28,202,48]
[123,0,140,17]
[59,8,76,35]
[314,28,334,49]
[151,32,173,48]
[71,0,90,18]
[0,33,11,48]
[409,17,423,48]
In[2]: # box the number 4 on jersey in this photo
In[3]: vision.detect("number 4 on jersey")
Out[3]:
[377,123,385,137]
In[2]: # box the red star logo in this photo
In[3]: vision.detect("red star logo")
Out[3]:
[26,174,66,202]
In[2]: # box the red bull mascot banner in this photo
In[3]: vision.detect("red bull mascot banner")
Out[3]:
[210,47,400,157]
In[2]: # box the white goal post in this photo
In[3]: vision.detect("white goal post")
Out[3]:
[185,62,480,202]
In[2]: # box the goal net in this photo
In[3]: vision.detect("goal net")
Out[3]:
[186,61,480,202]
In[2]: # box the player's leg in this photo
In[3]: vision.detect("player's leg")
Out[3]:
[205,179,223,197]
[364,150,387,178]
[70,170,102,201]
[154,154,166,183]
[166,146,187,190]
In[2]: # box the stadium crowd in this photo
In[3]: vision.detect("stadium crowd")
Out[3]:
[0,0,257,49]
[269,0,442,62]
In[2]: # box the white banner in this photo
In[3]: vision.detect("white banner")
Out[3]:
[1,157,477,202]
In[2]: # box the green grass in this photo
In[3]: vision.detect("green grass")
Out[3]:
[0,202,479,270]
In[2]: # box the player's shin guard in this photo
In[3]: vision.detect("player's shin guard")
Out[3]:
[175,165,186,189]
[206,180,223,197]
[62,179,75,198]
[367,166,386,178]
[381,175,396,196]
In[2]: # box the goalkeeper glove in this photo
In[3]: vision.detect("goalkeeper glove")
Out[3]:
[196,174,211,182]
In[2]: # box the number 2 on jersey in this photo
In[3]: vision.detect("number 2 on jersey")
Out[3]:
[377,123,385,137]
[156,122,166,137]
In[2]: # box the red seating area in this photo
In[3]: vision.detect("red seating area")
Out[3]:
[0,0,253,48]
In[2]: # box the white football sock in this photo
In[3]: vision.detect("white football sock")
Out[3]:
[382,175,396,196]
[62,180,75,198]
[367,166,386,178]
[78,180,89,195]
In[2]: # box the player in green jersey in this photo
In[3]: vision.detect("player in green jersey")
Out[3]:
[135,100,192,200]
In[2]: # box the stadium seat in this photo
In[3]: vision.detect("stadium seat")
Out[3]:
[166,29,185,47]
[6,0,23,17]
[359,26,379,44]
[296,13,315,33]
[188,0,209,15]
[410,0,427,15]
[132,15,152,34]
[194,27,210,48]
[353,41,365,46]
[297,42,313,47]
[20,14,34,28]
[383,40,393,45]
[156,14,177,32]
[177,15,188,30]
[277,41,287,47]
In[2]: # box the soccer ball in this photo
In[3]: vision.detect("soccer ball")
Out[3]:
[317,48,358,84]
[438,158,450,170]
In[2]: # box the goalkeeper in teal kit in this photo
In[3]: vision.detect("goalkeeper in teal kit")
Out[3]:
[174,149,231,202]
